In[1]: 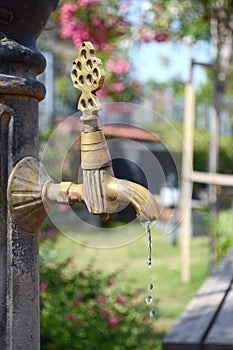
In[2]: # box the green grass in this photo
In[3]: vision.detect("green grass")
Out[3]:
[43,221,209,339]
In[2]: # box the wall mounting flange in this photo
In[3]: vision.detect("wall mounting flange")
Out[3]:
[7,157,51,233]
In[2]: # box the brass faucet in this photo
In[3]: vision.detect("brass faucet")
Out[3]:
[7,41,158,233]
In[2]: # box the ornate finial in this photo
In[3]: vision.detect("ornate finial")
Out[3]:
[71,41,105,119]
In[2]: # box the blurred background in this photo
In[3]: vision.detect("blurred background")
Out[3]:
[38,1,233,349]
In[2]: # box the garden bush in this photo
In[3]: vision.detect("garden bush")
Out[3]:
[40,226,160,350]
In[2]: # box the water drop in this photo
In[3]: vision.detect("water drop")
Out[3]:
[145,296,153,305]
[148,284,154,292]
[149,309,156,318]
[145,223,152,268]
[144,223,156,318]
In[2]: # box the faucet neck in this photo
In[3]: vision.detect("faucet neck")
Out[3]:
[81,129,112,170]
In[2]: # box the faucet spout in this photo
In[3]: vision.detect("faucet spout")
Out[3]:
[104,174,159,223]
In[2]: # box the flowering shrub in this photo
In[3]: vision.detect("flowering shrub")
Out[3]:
[59,0,137,101]
[60,1,128,52]
[40,228,159,349]
[57,0,174,104]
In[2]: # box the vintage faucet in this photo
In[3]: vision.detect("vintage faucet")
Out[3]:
[7,41,158,233]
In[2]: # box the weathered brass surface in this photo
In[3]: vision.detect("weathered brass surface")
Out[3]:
[7,157,50,233]
[7,157,83,233]
[81,130,112,170]
[71,41,105,120]
[70,41,159,221]
[104,174,159,223]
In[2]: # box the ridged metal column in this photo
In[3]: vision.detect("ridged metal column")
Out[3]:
[0,1,58,349]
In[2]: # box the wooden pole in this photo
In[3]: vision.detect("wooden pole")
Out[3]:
[192,171,233,186]
[180,82,195,283]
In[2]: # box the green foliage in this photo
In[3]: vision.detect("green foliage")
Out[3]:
[55,76,79,112]
[193,128,209,172]
[149,120,183,154]
[39,220,210,349]
[40,234,159,350]
[203,206,233,261]
[194,131,233,175]
[39,128,54,144]
[143,0,209,43]
[219,135,233,174]
[196,73,213,106]
[146,0,233,44]
[148,78,185,99]
[150,120,233,175]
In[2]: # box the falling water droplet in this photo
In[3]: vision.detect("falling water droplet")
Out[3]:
[146,222,152,269]
[150,309,156,318]
[143,222,156,318]
[148,284,154,292]
[145,296,153,305]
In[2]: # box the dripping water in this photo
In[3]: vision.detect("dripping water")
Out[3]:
[145,296,153,305]
[146,222,152,268]
[144,222,156,318]
[150,309,156,318]
[148,283,153,292]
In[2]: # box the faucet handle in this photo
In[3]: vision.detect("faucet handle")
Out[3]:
[70,41,105,120]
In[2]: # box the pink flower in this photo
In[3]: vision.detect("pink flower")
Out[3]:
[96,86,108,99]
[66,314,75,321]
[71,21,92,48]
[107,279,114,287]
[117,296,126,304]
[78,292,86,301]
[101,43,114,53]
[60,4,78,39]
[76,300,82,307]
[117,20,127,31]
[113,82,125,92]
[92,18,101,27]
[108,17,117,26]
[87,307,93,313]
[60,20,76,39]
[119,4,128,11]
[79,0,99,7]
[79,0,89,6]
[139,29,153,43]
[107,58,130,76]
[40,283,48,292]
[109,316,120,328]
[154,32,170,42]
[97,295,106,302]
[62,3,77,15]
[101,309,109,317]
[48,227,55,237]
[57,204,68,213]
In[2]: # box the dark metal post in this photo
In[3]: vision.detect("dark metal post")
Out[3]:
[0,1,58,349]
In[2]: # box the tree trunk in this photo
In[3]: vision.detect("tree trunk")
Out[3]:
[208,10,232,269]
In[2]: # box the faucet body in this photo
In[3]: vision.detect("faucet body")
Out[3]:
[7,41,159,233]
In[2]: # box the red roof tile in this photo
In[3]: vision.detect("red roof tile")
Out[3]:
[56,118,161,143]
